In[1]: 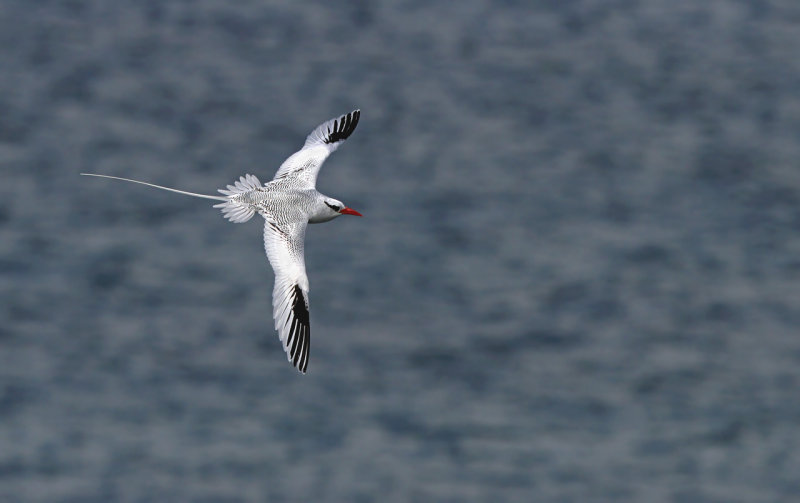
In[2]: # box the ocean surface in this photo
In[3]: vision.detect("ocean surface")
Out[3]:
[2,1,800,501]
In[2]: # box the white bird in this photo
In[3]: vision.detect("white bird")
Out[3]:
[82,110,363,373]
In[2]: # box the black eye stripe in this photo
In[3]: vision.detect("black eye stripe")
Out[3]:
[325,202,340,211]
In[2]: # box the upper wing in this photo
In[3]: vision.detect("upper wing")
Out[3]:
[263,218,312,373]
[272,109,361,187]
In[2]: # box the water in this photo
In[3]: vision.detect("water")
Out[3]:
[1,1,799,501]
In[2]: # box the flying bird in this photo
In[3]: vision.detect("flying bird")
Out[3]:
[82,109,363,373]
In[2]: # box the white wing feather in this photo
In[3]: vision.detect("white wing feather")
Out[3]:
[272,109,361,187]
[263,219,311,373]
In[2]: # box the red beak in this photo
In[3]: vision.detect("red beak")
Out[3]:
[339,207,363,217]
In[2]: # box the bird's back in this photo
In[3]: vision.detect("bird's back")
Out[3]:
[247,180,319,224]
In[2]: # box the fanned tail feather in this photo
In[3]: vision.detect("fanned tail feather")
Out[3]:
[213,174,262,223]
[217,174,263,196]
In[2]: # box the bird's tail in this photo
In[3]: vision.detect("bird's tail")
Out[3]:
[81,172,263,224]
[212,174,263,223]
[80,173,227,202]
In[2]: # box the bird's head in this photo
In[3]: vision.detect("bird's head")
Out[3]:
[312,197,362,223]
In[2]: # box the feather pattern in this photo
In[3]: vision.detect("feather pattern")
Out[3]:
[213,174,264,223]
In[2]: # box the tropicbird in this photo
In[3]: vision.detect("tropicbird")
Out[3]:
[82,110,363,373]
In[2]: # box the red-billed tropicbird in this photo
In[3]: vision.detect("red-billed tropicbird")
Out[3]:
[82,110,363,373]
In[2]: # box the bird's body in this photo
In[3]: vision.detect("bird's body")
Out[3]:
[82,109,363,373]
[220,178,338,224]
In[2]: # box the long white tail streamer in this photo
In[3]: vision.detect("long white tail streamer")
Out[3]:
[80,173,227,201]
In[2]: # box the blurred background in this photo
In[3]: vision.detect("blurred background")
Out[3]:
[1,1,800,501]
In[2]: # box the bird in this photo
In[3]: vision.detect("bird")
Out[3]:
[82,109,363,373]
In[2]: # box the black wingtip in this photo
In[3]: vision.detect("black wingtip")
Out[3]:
[288,284,310,373]
[324,110,361,144]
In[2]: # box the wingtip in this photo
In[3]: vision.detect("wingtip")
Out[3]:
[287,350,309,374]
[322,109,361,144]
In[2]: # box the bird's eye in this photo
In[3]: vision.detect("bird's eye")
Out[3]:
[325,202,341,212]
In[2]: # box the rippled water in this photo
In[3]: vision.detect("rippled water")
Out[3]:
[2,1,799,501]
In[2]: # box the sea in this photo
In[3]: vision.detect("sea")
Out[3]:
[1,1,799,501]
